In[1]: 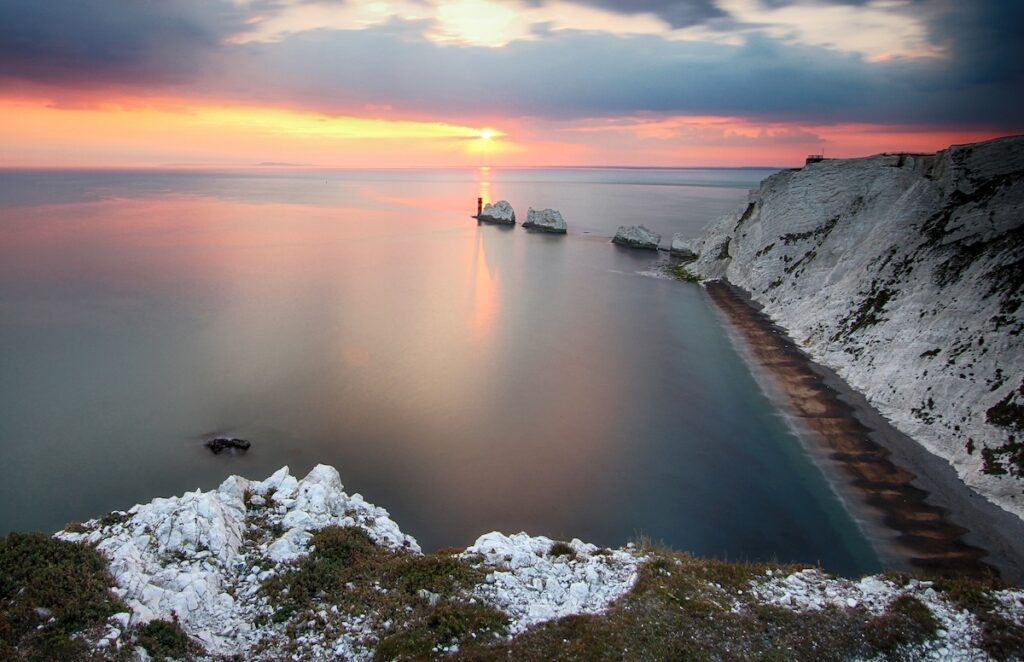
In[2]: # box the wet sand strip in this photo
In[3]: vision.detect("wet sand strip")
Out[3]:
[705,280,997,579]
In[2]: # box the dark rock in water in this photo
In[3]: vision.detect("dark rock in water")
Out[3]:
[205,437,251,454]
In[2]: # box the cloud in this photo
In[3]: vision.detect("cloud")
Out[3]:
[232,0,680,47]
[201,21,1018,129]
[0,0,1020,134]
[927,0,1024,81]
[211,0,938,60]
[0,0,247,88]
[559,0,728,28]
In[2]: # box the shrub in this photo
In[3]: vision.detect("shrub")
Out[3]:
[262,526,500,659]
[548,541,576,559]
[447,550,951,661]
[137,618,197,659]
[865,594,938,652]
[934,575,1024,659]
[374,603,508,661]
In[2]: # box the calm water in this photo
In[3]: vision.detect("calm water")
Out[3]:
[0,167,879,575]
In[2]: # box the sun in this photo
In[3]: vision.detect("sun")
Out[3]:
[480,129,495,141]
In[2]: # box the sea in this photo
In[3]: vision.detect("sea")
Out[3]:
[0,166,880,576]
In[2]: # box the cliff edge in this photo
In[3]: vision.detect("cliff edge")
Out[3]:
[6,465,1019,660]
[687,136,1024,518]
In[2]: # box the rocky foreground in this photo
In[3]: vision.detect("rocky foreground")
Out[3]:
[53,465,641,659]
[685,136,1024,519]
[2,465,1016,660]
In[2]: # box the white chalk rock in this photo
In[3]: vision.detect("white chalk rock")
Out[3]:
[478,200,516,224]
[612,225,661,250]
[56,464,419,656]
[463,531,642,634]
[670,233,698,259]
[522,208,567,234]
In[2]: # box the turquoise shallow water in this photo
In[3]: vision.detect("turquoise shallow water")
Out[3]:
[0,167,879,575]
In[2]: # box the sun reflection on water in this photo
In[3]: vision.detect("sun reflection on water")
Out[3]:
[476,166,492,206]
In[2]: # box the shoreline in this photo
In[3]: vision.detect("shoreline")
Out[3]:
[704,280,1024,584]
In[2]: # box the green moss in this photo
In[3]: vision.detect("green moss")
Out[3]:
[665,263,701,283]
[0,532,125,660]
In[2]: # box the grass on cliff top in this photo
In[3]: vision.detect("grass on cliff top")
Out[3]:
[0,532,208,662]
[0,532,125,660]
[6,526,1021,661]
[452,546,946,662]
[136,617,202,660]
[928,573,1024,659]
[261,526,508,660]
[259,531,1009,662]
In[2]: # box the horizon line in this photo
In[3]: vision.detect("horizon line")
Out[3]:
[0,163,794,172]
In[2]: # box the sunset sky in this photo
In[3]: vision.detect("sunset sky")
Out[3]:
[1,0,1021,167]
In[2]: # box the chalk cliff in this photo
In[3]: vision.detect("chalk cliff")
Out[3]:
[687,136,1024,518]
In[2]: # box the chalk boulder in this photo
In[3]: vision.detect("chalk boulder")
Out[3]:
[56,465,419,656]
[670,233,698,260]
[463,532,641,634]
[612,225,661,250]
[523,208,567,234]
[478,200,516,225]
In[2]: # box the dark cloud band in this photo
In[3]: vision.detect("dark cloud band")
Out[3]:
[0,0,246,88]
[562,0,728,28]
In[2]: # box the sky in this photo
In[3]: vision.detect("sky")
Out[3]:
[1,0,1021,167]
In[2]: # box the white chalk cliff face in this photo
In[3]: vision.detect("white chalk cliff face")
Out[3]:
[687,136,1024,518]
